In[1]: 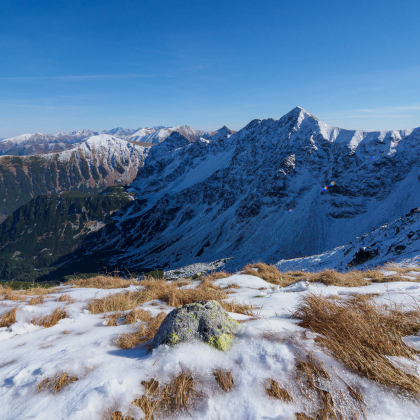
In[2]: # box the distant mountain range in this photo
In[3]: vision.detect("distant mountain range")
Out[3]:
[1,108,419,281]
[1,125,235,157]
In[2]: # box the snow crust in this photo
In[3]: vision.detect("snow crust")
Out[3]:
[1,276,420,419]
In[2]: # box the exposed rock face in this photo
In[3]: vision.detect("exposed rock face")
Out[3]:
[151,300,241,351]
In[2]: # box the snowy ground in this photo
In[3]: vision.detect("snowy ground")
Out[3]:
[1,274,420,419]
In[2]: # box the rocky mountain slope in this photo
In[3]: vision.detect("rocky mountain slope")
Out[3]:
[79,107,420,272]
[0,130,97,156]
[0,187,133,281]
[276,207,420,272]
[0,135,150,217]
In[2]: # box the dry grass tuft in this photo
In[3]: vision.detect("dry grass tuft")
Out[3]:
[264,378,293,402]
[132,372,197,419]
[38,372,78,393]
[105,412,134,420]
[213,368,234,392]
[31,307,67,328]
[116,312,166,349]
[57,294,76,303]
[294,293,420,396]
[28,295,44,305]
[125,308,152,324]
[0,307,17,328]
[67,275,138,289]
[221,300,254,316]
[242,263,300,286]
[199,271,231,282]
[103,312,124,326]
[295,413,314,420]
[309,269,370,287]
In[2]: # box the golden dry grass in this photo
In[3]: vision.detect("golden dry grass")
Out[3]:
[0,307,17,328]
[116,312,166,349]
[241,263,408,287]
[125,308,152,324]
[31,307,67,328]
[38,372,78,393]
[103,411,134,420]
[264,379,293,402]
[199,271,231,282]
[56,294,76,303]
[221,300,254,316]
[66,275,138,289]
[213,368,234,392]
[103,312,124,326]
[132,372,197,419]
[294,293,420,396]
[0,285,53,302]
[28,295,44,305]
[88,280,227,314]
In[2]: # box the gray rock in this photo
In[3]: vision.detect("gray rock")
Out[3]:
[151,300,241,351]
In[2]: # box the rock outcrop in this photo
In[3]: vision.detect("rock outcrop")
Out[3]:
[151,300,241,351]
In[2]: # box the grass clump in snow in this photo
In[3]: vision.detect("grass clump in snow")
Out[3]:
[242,263,302,286]
[38,372,78,393]
[28,295,44,305]
[213,368,234,392]
[0,284,53,301]
[0,307,17,328]
[294,293,420,396]
[125,308,152,324]
[66,275,138,289]
[132,372,198,419]
[221,300,254,316]
[116,312,166,349]
[103,411,134,420]
[56,294,76,303]
[31,307,67,328]
[264,379,293,402]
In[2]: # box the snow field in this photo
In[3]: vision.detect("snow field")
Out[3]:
[1,275,420,419]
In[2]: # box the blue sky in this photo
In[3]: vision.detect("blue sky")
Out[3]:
[1,0,420,137]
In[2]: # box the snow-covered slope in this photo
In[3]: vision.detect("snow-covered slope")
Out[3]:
[276,207,420,272]
[129,125,215,143]
[0,130,97,156]
[1,276,420,419]
[0,135,150,215]
[82,107,420,272]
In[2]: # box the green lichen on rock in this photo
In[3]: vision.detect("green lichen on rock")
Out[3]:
[151,300,241,351]
[208,333,233,351]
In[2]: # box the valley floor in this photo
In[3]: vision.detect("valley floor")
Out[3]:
[1,269,420,419]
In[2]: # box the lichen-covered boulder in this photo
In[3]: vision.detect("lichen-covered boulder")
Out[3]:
[151,300,241,351]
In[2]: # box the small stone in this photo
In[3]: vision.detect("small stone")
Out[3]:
[151,300,241,351]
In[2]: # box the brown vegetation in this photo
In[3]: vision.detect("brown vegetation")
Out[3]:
[294,293,420,396]
[0,285,53,301]
[66,275,138,289]
[57,294,76,303]
[28,295,44,305]
[125,308,152,324]
[0,307,17,328]
[132,372,197,419]
[31,307,67,328]
[264,379,293,402]
[88,280,228,314]
[213,368,234,392]
[116,312,166,349]
[104,412,134,420]
[221,300,254,316]
[38,372,78,393]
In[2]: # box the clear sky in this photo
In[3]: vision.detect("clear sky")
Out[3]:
[1,0,420,138]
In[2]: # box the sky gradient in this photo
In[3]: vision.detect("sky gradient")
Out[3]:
[1,0,420,137]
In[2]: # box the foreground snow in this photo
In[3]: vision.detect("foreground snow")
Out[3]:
[1,275,420,419]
